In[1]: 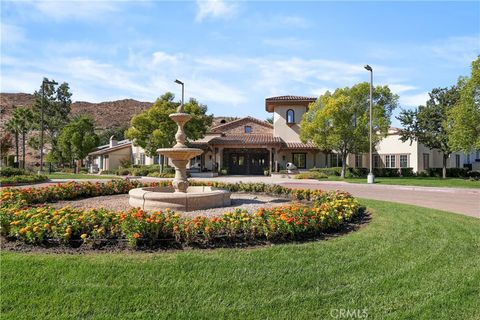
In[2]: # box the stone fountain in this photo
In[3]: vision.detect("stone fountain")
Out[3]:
[129,97,231,211]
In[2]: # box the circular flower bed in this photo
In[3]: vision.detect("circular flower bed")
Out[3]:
[0,180,363,248]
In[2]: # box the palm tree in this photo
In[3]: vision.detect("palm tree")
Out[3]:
[5,116,20,167]
[12,107,34,169]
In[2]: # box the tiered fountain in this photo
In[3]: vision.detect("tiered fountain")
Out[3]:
[129,82,231,211]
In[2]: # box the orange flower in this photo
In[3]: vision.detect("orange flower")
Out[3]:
[132,232,141,239]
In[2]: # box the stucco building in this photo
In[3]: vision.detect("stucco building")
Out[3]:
[88,95,479,175]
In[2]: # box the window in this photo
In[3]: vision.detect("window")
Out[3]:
[385,155,396,168]
[400,154,408,168]
[286,109,295,124]
[244,126,252,133]
[373,155,381,168]
[466,154,470,165]
[139,153,146,165]
[423,154,430,170]
[355,154,363,168]
[329,153,342,167]
[292,153,306,169]
[455,154,461,168]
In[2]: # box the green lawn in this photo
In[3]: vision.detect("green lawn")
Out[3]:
[327,176,480,188]
[1,200,479,319]
[47,172,121,180]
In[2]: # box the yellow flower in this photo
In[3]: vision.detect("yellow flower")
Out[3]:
[33,226,40,233]
[80,234,88,240]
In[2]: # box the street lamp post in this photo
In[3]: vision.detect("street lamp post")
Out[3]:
[174,79,184,113]
[39,79,57,175]
[364,65,375,184]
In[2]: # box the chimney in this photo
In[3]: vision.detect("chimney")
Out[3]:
[109,135,118,148]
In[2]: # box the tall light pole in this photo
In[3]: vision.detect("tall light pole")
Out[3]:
[364,65,375,184]
[174,79,184,113]
[39,79,57,175]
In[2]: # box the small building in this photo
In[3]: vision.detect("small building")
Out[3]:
[347,128,471,172]
[88,137,132,173]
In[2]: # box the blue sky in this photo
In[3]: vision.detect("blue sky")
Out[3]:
[1,1,479,126]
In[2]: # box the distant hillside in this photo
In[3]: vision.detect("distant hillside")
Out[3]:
[0,93,153,130]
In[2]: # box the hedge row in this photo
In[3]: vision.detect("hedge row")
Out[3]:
[0,180,362,248]
[0,175,49,186]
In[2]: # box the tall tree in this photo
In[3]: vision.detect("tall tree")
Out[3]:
[58,115,99,172]
[300,82,398,178]
[5,116,20,166]
[125,92,213,159]
[398,86,460,178]
[10,107,34,169]
[0,132,14,164]
[31,78,72,162]
[448,56,480,152]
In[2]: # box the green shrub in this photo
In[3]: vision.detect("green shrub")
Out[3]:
[0,167,28,177]
[309,167,344,176]
[372,168,400,177]
[467,171,480,179]
[0,175,48,185]
[147,172,175,178]
[399,168,415,177]
[295,172,328,180]
[116,168,132,176]
[347,168,369,177]
[426,168,470,178]
[100,170,116,175]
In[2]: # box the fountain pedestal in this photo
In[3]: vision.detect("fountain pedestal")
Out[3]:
[128,111,231,211]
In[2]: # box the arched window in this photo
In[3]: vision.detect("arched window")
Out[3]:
[286,109,295,124]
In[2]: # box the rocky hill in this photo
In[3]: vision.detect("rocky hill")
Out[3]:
[0,93,153,130]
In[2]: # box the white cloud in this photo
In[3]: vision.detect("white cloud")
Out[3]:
[195,0,238,22]
[25,0,118,21]
[389,84,417,94]
[310,87,333,97]
[400,92,429,107]
[1,22,25,44]
[425,36,479,65]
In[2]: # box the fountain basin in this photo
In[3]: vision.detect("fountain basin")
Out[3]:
[129,186,231,211]
[156,148,203,160]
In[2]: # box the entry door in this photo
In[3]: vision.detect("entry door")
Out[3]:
[249,153,267,175]
[229,154,247,174]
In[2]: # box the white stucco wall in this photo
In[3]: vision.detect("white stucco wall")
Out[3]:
[273,105,307,142]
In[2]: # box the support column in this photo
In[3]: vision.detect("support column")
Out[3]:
[269,148,273,174]
[218,147,224,172]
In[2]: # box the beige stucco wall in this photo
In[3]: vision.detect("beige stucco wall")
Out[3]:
[273,105,307,142]
[106,147,132,171]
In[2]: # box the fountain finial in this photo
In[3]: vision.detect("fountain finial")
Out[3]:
[174,79,184,113]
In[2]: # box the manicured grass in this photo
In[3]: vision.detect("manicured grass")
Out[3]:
[1,200,479,319]
[327,176,480,188]
[47,172,121,180]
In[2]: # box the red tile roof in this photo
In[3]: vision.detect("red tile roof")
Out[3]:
[209,134,282,145]
[281,142,318,150]
[88,142,132,156]
[265,95,317,101]
[209,116,273,133]
[265,95,317,112]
